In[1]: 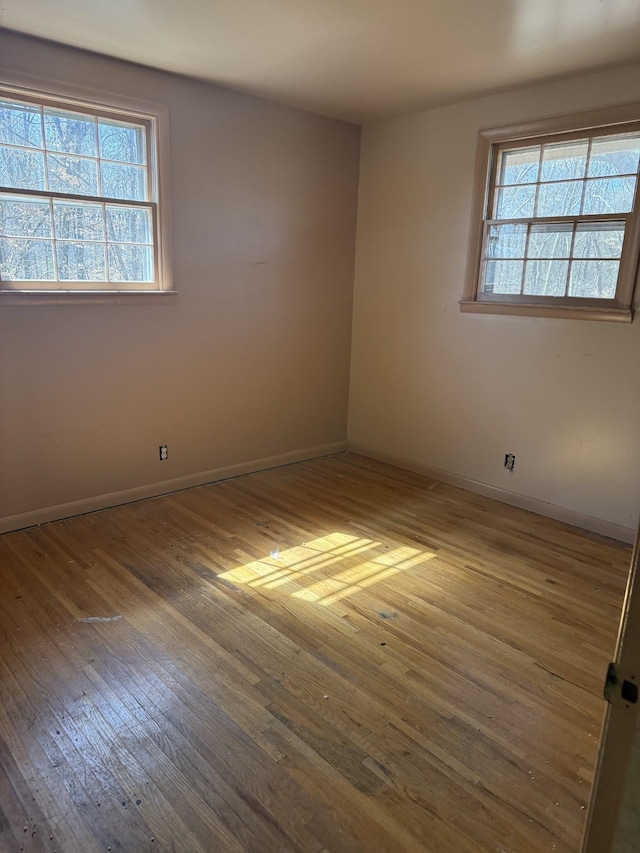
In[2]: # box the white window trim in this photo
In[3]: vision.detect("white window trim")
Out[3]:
[0,68,174,305]
[461,102,640,323]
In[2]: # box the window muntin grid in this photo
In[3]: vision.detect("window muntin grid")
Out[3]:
[480,129,640,301]
[0,95,158,288]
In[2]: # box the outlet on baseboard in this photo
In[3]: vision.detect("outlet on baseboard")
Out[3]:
[159,445,168,461]
[504,453,515,472]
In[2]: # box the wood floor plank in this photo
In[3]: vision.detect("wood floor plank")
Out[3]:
[0,452,629,852]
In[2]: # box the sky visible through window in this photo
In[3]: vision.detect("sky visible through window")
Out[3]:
[482,132,640,299]
[0,98,155,284]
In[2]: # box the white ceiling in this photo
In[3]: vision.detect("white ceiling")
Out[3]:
[3,0,640,123]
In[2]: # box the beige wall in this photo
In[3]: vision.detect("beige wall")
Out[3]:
[349,63,640,538]
[0,31,360,529]
[3,32,639,540]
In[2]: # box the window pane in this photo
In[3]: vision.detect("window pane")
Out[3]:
[56,241,106,281]
[486,223,527,258]
[527,222,572,258]
[0,145,46,190]
[540,140,588,182]
[53,201,104,241]
[482,260,523,294]
[106,205,152,244]
[0,237,55,280]
[43,108,96,157]
[523,260,569,296]
[568,260,619,298]
[100,162,146,201]
[574,221,625,259]
[98,120,145,164]
[498,146,540,185]
[0,100,43,148]
[582,176,636,215]
[588,133,640,178]
[108,243,154,282]
[0,196,52,238]
[47,153,98,196]
[536,180,582,217]
[494,185,535,219]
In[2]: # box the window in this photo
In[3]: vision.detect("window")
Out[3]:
[0,84,172,299]
[461,105,640,322]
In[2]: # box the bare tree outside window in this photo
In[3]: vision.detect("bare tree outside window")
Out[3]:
[481,131,640,301]
[0,97,156,288]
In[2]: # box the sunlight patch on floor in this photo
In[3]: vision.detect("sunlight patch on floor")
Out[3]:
[219,533,436,606]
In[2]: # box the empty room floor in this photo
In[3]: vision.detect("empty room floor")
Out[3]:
[0,453,629,853]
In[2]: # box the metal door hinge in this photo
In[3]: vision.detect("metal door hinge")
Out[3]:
[604,662,638,710]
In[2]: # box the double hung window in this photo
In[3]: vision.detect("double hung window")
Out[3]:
[0,86,170,295]
[462,106,640,321]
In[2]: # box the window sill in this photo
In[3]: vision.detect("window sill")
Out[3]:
[459,300,633,323]
[0,290,178,307]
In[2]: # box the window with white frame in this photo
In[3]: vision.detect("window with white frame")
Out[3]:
[462,105,640,321]
[0,89,168,293]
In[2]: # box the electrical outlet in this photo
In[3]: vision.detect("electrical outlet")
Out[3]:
[504,453,515,472]
[159,445,168,461]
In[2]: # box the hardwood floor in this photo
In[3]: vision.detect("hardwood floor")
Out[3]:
[0,453,630,853]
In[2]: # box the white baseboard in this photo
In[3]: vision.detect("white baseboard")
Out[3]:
[4,439,635,546]
[0,441,347,535]
[348,443,636,545]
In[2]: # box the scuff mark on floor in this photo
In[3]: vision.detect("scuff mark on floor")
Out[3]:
[77,615,122,623]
